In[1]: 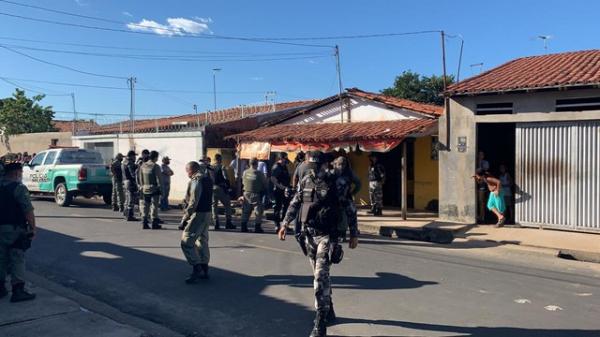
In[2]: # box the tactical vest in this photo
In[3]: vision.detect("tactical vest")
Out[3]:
[0,182,26,226]
[299,170,339,234]
[369,164,384,182]
[243,169,264,193]
[195,175,213,212]
[213,164,227,187]
[140,162,159,194]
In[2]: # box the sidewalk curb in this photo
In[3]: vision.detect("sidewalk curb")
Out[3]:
[26,272,185,337]
[358,222,472,244]
[557,249,600,264]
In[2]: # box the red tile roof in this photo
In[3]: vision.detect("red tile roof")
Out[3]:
[447,49,600,95]
[90,100,316,134]
[53,120,98,133]
[347,88,443,117]
[227,119,437,143]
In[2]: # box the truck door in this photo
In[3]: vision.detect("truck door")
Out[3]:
[39,150,58,191]
[25,152,47,192]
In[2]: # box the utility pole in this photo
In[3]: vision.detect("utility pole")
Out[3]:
[212,68,221,117]
[334,45,346,123]
[441,31,450,149]
[193,104,199,128]
[127,77,137,134]
[70,92,77,135]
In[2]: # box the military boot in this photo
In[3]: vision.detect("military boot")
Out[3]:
[199,263,210,279]
[225,220,236,230]
[367,206,375,214]
[214,218,221,231]
[10,283,36,303]
[309,310,327,337]
[241,222,249,233]
[327,300,336,324]
[254,224,264,233]
[0,284,7,299]
[151,219,162,230]
[112,205,119,212]
[185,264,203,284]
[142,220,150,229]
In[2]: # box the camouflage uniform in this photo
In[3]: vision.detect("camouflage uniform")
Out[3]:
[122,157,138,220]
[283,170,358,313]
[180,171,213,266]
[137,160,164,227]
[368,162,385,211]
[110,158,124,211]
[241,167,268,231]
[0,179,33,287]
[211,163,233,228]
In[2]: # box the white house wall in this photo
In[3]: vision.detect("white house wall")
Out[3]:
[283,97,427,125]
[72,131,204,202]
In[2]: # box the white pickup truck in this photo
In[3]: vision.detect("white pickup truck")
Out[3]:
[23,148,113,207]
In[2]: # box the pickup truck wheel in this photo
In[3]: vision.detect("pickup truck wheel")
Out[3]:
[102,193,112,205]
[55,183,73,207]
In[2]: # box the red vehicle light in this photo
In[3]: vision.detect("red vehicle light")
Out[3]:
[78,167,88,181]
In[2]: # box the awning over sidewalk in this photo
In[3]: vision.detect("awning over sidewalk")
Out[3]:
[227,119,437,159]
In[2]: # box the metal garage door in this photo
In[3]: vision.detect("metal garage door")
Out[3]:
[515,121,600,231]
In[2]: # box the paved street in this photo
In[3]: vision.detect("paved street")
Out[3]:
[24,197,600,337]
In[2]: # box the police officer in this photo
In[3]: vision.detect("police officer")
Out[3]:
[180,161,213,283]
[368,153,385,216]
[278,151,359,337]
[240,158,268,233]
[333,156,361,241]
[137,150,163,229]
[271,152,291,232]
[122,150,139,221]
[160,156,174,211]
[212,154,234,230]
[137,149,150,167]
[0,163,37,302]
[110,153,125,212]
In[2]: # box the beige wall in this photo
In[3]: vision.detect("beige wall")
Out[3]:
[0,132,72,155]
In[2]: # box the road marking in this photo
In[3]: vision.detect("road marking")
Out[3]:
[514,298,531,304]
[575,293,593,297]
[97,219,114,223]
[544,305,563,311]
[478,290,489,294]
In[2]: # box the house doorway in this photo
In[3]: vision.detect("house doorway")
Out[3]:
[476,123,516,223]
[379,141,414,208]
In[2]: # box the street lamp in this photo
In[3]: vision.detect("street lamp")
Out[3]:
[212,68,221,114]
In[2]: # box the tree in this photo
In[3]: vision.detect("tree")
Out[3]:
[381,71,454,106]
[0,89,55,141]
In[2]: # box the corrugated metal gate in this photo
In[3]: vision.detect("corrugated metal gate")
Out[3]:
[515,121,600,231]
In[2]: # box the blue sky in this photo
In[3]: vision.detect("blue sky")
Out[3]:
[0,0,599,124]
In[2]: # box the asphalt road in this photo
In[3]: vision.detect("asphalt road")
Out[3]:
[26,197,600,337]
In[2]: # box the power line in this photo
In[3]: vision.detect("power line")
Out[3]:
[0,76,270,94]
[257,30,442,41]
[0,10,331,48]
[0,77,71,96]
[0,43,331,62]
[0,45,127,80]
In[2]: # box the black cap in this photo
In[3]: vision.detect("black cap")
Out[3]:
[127,150,137,157]
[141,149,150,155]
[309,151,323,163]
[4,162,23,173]
[279,152,288,159]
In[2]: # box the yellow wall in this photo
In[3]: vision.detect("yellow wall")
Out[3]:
[347,151,371,205]
[413,136,439,210]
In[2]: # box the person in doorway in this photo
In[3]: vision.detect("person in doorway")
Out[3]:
[110,153,125,213]
[271,152,291,232]
[180,161,213,283]
[240,158,268,233]
[499,164,514,224]
[160,156,174,211]
[0,163,37,303]
[477,151,491,223]
[212,154,234,230]
[138,150,164,229]
[122,150,139,221]
[473,169,506,227]
[368,153,385,216]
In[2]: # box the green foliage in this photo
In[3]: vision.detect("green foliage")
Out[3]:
[381,71,454,106]
[0,89,55,137]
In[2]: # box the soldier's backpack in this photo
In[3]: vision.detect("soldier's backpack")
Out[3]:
[299,169,339,234]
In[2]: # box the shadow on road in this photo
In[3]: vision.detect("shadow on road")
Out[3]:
[330,318,600,337]
[264,272,436,290]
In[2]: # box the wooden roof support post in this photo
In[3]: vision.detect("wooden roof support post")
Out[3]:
[401,140,408,220]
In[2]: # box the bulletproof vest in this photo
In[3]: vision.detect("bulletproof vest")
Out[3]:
[0,182,26,226]
[369,164,383,181]
[243,168,263,193]
[140,162,159,194]
[299,170,339,233]
[111,160,123,181]
[195,174,213,212]
[213,164,226,187]
[123,159,137,181]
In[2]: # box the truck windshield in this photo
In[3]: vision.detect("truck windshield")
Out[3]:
[58,150,104,164]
